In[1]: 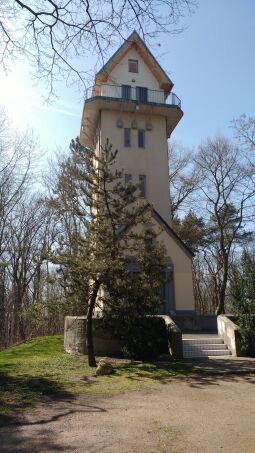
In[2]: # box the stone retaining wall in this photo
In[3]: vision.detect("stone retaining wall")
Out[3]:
[217,315,242,356]
[64,315,183,359]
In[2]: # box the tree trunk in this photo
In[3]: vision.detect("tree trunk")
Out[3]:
[86,279,100,367]
[216,252,229,316]
[216,299,225,316]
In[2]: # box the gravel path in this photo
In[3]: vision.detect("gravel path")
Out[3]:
[1,359,255,452]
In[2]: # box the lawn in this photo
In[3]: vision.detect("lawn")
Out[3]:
[0,336,193,420]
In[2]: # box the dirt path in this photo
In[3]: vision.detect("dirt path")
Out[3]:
[1,363,255,452]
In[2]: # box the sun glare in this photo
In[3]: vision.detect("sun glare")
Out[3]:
[0,64,36,130]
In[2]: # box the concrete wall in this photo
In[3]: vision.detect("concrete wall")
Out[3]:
[64,315,181,358]
[217,315,242,356]
[64,316,123,357]
[159,315,183,359]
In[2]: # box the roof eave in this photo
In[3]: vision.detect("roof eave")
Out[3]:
[95,31,173,92]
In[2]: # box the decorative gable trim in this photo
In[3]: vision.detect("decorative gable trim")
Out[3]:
[96,31,173,92]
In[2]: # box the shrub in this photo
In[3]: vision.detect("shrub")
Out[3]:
[237,315,255,356]
[229,251,255,355]
[100,315,168,359]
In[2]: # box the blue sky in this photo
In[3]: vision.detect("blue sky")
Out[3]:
[0,0,254,156]
[166,0,255,148]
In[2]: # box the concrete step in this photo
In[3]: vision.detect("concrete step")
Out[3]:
[183,338,224,345]
[183,343,228,351]
[182,335,231,358]
[183,349,231,358]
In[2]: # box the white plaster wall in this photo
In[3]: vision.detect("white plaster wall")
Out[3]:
[159,228,195,311]
[101,110,171,225]
[92,47,195,312]
[106,48,161,91]
[100,108,195,311]
[131,220,195,311]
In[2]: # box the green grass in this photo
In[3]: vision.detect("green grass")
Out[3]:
[0,335,192,420]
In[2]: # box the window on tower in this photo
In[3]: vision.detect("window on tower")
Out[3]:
[139,175,147,198]
[138,129,145,148]
[124,128,131,147]
[128,59,138,73]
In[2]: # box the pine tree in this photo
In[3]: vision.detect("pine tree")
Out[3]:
[241,251,255,313]
[229,250,255,353]
[172,211,206,253]
[50,138,166,366]
[229,263,244,313]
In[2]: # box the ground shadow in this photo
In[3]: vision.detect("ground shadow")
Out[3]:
[0,371,107,452]
[0,397,107,453]
[0,371,105,420]
[113,358,255,387]
[0,371,75,424]
[182,358,255,388]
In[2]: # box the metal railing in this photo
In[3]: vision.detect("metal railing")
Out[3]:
[86,84,181,108]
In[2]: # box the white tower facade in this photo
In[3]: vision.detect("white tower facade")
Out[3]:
[80,32,195,314]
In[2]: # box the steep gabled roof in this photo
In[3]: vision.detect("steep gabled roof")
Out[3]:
[151,208,194,258]
[121,202,194,259]
[95,31,173,92]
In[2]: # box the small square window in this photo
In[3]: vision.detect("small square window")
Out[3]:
[128,59,138,73]
[124,128,131,147]
[138,129,145,148]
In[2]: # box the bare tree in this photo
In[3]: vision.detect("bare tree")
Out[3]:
[192,254,216,315]
[168,141,199,219]
[0,109,80,348]
[195,136,255,315]
[0,0,196,95]
[232,114,255,151]
[6,197,46,340]
[0,108,38,346]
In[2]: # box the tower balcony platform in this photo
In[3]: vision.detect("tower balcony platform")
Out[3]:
[80,84,183,147]
[86,84,181,107]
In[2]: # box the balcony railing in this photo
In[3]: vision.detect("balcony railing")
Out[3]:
[85,84,181,108]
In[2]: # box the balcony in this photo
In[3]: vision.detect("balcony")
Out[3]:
[86,84,181,108]
[81,83,183,147]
